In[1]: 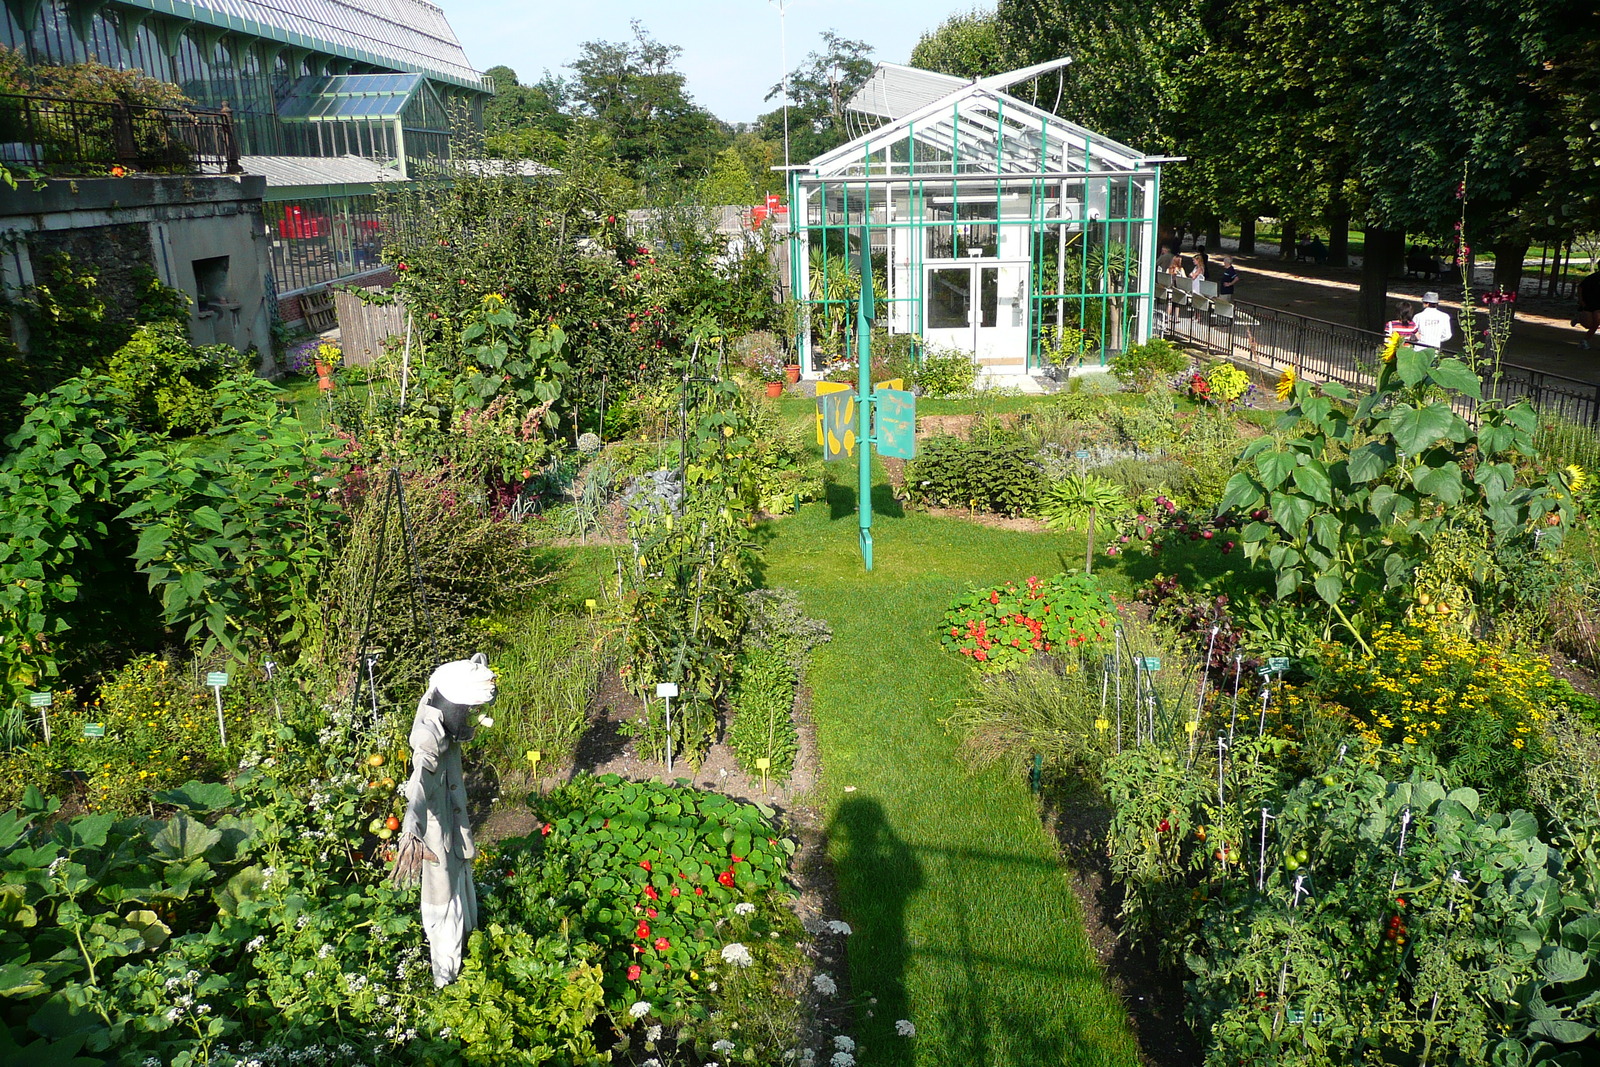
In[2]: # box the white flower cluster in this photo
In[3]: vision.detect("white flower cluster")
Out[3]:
[895,1019,916,1037]
[629,1000,652,1019]
[834,1036,854,1052]
[812,973,837,996]
[733,902,756,916]
[825,920,851,936]
[830,1053,855,1067]
[712,1038,736,1052]
[720,942,753,967]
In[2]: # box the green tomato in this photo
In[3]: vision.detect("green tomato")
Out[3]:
[1295,849,1309,864]
[1284,856,1300,871]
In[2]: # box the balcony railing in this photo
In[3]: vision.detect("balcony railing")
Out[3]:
[0,92,241,176]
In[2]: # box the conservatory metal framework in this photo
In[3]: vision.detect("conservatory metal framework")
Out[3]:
[787,61,1168,378]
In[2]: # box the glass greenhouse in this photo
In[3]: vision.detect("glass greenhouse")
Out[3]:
[787,61,1171,380]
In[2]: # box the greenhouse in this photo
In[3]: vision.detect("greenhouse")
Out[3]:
[786,60,1171,379]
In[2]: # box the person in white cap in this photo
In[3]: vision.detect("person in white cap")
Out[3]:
[1413,292,1453,349]
[392,653,497,986]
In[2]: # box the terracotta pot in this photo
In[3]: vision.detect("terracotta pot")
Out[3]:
[784,363,801,384]
[765,381,783,398]
[315,360,335,392]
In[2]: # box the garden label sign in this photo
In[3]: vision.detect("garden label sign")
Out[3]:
[29,691,51,744]
[812,226,917,571]
[207,671,229,749]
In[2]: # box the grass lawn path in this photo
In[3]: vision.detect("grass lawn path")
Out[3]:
[763,488,1142,1067]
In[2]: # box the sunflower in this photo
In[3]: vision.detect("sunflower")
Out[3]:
[1565,463,1587,495]
[1275,367,1297,402]
[1380,331,1401,364]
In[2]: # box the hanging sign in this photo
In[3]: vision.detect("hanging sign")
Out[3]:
[1140,657,1161,671]
[814,381,852,448]
[875,388,917,460]
[819,391,858,461]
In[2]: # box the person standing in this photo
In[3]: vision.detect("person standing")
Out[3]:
[1218,255,1239,299]
[1188,248,1207,296]
[1413,292,1453,349]
[1575,269,1600,350]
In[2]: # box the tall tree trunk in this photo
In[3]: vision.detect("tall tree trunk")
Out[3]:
[1492,239,1528,295]
[1327,201,1351,268]
[1206,216,1222,249]
[1238,216,1256,255]
[1358,228,1405,332]
[1280,220,1298,260]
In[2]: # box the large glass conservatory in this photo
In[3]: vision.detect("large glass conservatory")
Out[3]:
[786,60,1170,380]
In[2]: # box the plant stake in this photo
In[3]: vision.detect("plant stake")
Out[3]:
[1228,653,1243,743]
[28,691,51,744]
[1257,806,1273,891]
[207,671,229,748]
[263,659,283,721]
[656,681,678,773]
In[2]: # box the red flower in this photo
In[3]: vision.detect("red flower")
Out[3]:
[647,907,658,918]
[540,823,552,836]
[636,920,651,939]
[974,650,988,662]
[718,869,736,888]
[640,860,652,872]
[627,964,641,980]
[730,853,744,864]
[694,886,704,896]
[670,886,681,898]
[989,591,1000,605]
[396,261,409,271]
[654,937,670,951]
[644,885,659,900]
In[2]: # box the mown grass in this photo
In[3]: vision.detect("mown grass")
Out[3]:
[760,468,1148,1067]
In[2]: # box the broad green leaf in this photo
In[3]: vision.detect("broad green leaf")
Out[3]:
[1528,1019,1594,1044]
[1396,345,1431,386]
[1268,491,1314,537]
[1321,382,1352,400]
[154,780,235,812]
[1388,403,1460,455]
[1429,358,1482,399]
[1291,461,1333,504]
[1217,472,1262,514]
[150,813,222,863]
[1313,571,1343,604]
[1346,442,1395,484]
[1255,450,1296,491]
[1538,946,1589,984]
[1411,460,1465,505]
[1275,567,1303,599]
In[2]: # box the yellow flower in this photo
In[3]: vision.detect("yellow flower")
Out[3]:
[1381,331,1401,364]
[1275,367,1297,402]
[1565,464,1587,494]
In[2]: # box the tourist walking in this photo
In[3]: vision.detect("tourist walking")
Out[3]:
[1413,292,1453,349]
[1384,301,1419,344]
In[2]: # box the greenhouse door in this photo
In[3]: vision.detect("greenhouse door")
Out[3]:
[923,262,1027,371]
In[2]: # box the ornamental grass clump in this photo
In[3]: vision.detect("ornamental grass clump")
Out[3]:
[1306,620,1564,806]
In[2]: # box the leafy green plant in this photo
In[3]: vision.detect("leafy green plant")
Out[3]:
[740,588,832,673]
[726,649,799,780]
[1036,473,1129,571]
[905,434,1043,515]
[476,605,605,775]
[941,571,1115,672]
[118,376,346,659]
[1218,344,1574,648]
[1109,337,1188,390]
[915,346,979,398]
[103,321,246,437]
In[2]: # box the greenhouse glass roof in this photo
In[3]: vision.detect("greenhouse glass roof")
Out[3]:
[279,74,423,121]
[113,0,489,90]
[807,61,1153,180]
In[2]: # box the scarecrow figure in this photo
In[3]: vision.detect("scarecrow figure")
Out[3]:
[391,654,496,986]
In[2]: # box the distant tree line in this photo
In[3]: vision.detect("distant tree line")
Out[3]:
[911,0,1600,329]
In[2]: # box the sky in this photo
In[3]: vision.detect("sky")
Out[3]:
[443,0,989,125]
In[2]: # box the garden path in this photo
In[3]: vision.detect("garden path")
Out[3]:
[763,480,1144,1067]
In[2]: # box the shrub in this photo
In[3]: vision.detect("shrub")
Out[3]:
[105,321,248,436]
[941,572,1116,672]
[726,649,799,780]
[915,345,978,397]
[1200,359,1252,406]
[1035,473,1128,531]
[1108,337,1188,390]
[905,434,1042,515]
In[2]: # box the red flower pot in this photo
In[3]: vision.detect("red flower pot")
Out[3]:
[784,364,801,384]
[315,361,335,392]
[765,381,783,398]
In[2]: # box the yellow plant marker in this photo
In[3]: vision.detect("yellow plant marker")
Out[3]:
[585,598,597,611]
[814,381,851,445]
[755,758,771,770]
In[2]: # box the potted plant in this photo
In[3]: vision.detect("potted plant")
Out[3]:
[313,340,342,392]
[784,360,801,384]
[756,351,786,397]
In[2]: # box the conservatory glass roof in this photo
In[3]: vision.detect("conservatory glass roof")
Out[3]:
[279,74,423,121]
[113,0,489,90]
[806,64,1152,180]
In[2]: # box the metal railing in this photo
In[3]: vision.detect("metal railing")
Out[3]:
[0,92,241,175]
[1165,296,1600,430]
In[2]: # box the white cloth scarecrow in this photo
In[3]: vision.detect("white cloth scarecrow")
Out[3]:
[391,654,495,986]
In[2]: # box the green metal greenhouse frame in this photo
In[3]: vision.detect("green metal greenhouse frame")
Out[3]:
[785,64,1171,380]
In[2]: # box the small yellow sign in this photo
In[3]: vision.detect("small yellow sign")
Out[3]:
[814,381,851,446]
[526,749,542,765]
[584,598,597,611]
[755,758,771,771]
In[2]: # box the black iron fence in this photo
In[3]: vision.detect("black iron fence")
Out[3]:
[1165,296,1600,430]
[0,92,240,175]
